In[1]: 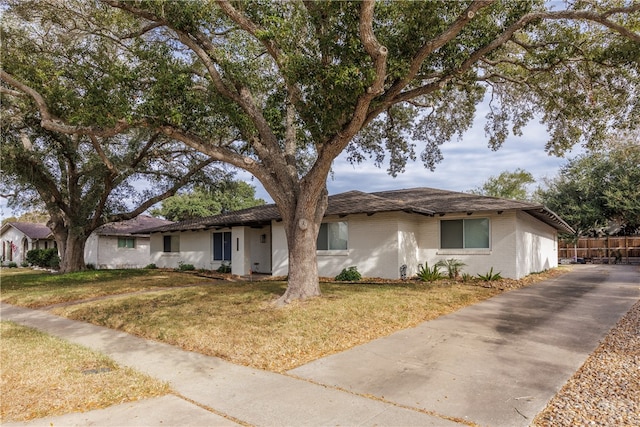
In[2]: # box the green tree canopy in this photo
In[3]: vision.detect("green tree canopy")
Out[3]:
[469,168,535,200]
[537,138,640,236]
[2,0,639,301]
[150,181,265,222]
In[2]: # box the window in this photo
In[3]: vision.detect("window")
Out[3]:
[317,222,348,250]
[163,235,180,252]
[213,231,232,261]
[440,218,489,249]
[118,237,135,248]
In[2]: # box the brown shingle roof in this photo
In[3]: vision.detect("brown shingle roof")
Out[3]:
[96,215,174,236]
[3,222,53,239]
[142,187,574,234]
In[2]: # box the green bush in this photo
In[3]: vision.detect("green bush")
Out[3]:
[335,266,362,282]
[417,262,444,282]
[145,263,157,269]
[461,273,473,282]
[217,262,231,273]
[436,258,466,279]
[86,263,96,270]
[477,267,502,281]
[26,248,60,268]
[7,262,18,268]
[177,262,196,271]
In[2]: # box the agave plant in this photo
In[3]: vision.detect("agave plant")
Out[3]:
[417,262,444,282]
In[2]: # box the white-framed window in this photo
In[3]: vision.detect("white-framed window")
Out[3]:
[163,235,180,252]
[118,237,135,249]
[317,222,348,251]
[213,231,232,261]
[440,218,490,249]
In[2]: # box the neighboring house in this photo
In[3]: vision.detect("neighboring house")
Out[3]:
[142,187,574,280]
[0,222,57,265]
[84,215,173,269]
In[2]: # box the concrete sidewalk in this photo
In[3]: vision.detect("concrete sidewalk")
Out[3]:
[2,264,638,426]
[0,305,458,427]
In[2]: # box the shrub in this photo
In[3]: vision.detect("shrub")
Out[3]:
[177,262,196,271]
[436,258,466,279]
[26,248,60,268]
[477,267,502,281]
[217,263,231,273]
[461,273,473,282]
[21,261,29,268]
[86,263,96,270]
[335,266,362,282]
[145,263,157,269]
[417,262,444,282]
[7,262,18,268]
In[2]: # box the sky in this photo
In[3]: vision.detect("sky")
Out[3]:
[240,104,584,204]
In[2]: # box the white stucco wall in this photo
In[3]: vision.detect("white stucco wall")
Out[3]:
[416,211,558,279]
[84,235,152,269]
[417,211,520,279]
[150,226,272,274]
[150,210,559,280]
[84,234,99,266]
[272,213,416,279]
[247,227,272,274]
[398,217,421,278]
[515,211,558,277]
[150,231,213,270]
[1,227,26,264]
[271,223,288,276]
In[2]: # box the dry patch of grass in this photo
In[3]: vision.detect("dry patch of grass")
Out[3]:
[0,321,169,423]
[0,268,211,308]
[52,267,569,373]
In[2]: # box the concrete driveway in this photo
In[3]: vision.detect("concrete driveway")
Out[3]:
[289,264,639,426]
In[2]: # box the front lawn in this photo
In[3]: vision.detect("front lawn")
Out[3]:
[0,268,211,308]
[3,267,570,372]
[0,321,169,423]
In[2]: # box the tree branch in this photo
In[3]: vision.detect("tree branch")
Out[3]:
[1,86,24,97]
[383,0,495,102]
[0,70,130,138]
[105,156,216,224]
[89,135,119,177]
[386,3,640,107]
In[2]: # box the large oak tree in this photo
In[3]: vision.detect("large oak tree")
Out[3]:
[2,0,638,301]
[0,2,229,272]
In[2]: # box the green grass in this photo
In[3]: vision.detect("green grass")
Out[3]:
[0,321,169,422]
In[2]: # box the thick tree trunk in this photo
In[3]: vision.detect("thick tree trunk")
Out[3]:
[275,187,329,305]
[48,217,88,272]
[59,234,87,272]
[60,233,87,273]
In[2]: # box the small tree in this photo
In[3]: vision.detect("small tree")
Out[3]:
[151,181,265,222]
[537,139,640,236]
[469,169,535,201]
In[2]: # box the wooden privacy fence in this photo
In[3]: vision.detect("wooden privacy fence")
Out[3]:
[558,236,640,264]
